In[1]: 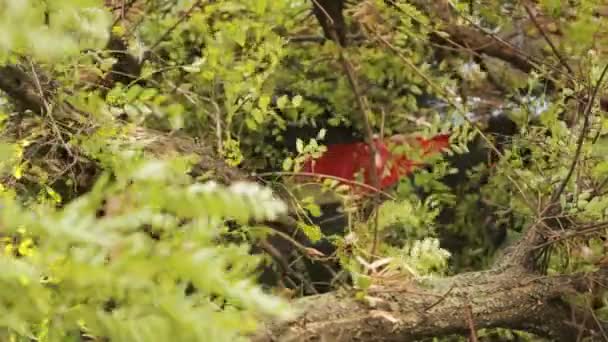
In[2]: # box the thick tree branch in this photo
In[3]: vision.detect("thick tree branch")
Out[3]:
[311,0,347,46]
[431,25,537,74]
[253,267,608,341]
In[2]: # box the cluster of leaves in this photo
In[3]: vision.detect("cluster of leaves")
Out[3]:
[0,0,111,62]
[0,144,292,341]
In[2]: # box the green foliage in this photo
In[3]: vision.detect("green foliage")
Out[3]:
[2,0,608,339]
[0,0,111,61]
[0,152,292,341]
[282,133,327,172]
[376,198,440,242]
[399,238,451,275]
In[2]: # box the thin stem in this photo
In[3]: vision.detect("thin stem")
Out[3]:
[550,63,608,204]
[522,2,573,75]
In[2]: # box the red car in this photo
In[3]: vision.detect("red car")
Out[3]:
[300,133,451,193]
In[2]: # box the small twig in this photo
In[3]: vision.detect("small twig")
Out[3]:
[522,2,573,75]
[589,301,608,341]
[531,221,608,250]
[465,302,478,342]
[310,0,335,26]
[110,0,138,27]
[264,180,323,228]
[329,34,383,257]
[287,35,326,43]
[379,107,386,140]
[424,284,455,311]
[254,171,396,200]
[28,61,49,111]
[287,34,366,44]
[448,2,574,83]
[149,0,206,51]
[258,239,319,295]
[199,95,223,153]
[253,221,337,263]
[28,60,73,158]
[589,168,608,198]
[373,32,463,111]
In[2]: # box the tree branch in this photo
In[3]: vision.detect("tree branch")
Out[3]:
[253,267,608,341]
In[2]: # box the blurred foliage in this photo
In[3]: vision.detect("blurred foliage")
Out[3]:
[0,142,292,341]
[0,0,111,62]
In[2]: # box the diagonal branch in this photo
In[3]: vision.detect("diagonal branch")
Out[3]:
[550,63,608,205]
[521,1,573,75]
[311,0,383,256]
[311,0,347,46]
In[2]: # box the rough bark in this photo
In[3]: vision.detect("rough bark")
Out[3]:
[253,267,607,341]
[431,24,536,74]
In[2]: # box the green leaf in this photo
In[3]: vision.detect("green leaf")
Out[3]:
[251,108,264,124]
[317,128,327,140]
[297,222,322,242]
[259,95,271,111]
[253,0,268,15]
[292,95,303,108]
[276,95,289,110]
[593,161,608,178]
[125,85,143,102]
[282,157,293,171]
[139,88,158,101]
